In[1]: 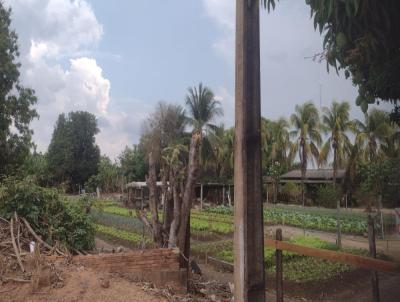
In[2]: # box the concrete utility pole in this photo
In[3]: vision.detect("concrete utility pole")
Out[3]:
[234,0,265,301]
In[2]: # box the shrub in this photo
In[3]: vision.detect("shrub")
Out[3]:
[0,177,95,251]
[281,183,302,203]
[315,184,340,208]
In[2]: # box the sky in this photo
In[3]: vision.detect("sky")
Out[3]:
[4,0,385,159]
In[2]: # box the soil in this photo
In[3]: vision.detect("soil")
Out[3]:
[0,264,166,302]
[5,228,397,302]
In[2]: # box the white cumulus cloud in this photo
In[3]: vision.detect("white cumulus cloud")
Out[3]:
[4,0,140,158]
[202,0,235,64]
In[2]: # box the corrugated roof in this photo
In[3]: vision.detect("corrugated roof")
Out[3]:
[280,169,345,180]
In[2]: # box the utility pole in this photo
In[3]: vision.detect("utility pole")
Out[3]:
[234,0,265,301]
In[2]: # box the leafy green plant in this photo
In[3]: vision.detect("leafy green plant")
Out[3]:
[206,205,369,234]
[0,177,95,250]
[315,184,340,208]
[281,182,302,202]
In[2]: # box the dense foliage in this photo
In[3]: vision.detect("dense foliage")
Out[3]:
[47,111,100,191]
[306,0,400,119]
[0,4,38,176]
[315,184,340,208]
[119,145,147,182]
[0,178,95,250]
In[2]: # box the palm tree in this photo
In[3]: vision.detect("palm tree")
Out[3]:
[176,83,223,256]
[354,109,392,162]
[319,101,354,249]
[261,117,290,203]
[319,101,354,184]
[263,118,291,167]
[185,83,223,134]
[290,101,322,206]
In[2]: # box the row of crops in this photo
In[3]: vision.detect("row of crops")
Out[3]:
[205,205,376,235]
[93,201,386,241]
[90,201,372,284]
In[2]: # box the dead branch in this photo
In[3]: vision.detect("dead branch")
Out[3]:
[3,277,31,283]
[20,217,52,250]
[10,217,24,272]
[135,209,152,230]
[14,213,22,255]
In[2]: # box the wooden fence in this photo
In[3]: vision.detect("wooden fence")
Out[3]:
[265,238,400,273]
[269,226,400,302]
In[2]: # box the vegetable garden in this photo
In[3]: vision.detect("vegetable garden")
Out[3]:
[88,199,381,284]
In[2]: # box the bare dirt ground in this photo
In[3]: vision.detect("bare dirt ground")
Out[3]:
[6,232,396,302]
[0,264,166,302]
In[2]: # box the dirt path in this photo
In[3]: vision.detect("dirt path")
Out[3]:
[0,265,165,302]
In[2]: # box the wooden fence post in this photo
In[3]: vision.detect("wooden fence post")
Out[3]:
[276,229,283,302]
[234,0,265,301]
[368,215,380,302]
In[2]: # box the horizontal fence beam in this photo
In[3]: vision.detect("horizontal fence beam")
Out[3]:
[265,239,400,273]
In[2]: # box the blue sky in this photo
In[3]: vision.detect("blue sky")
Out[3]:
[6,0,388,158]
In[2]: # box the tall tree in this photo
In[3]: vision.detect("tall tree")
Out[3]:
[0,3,38,176]
[261,117,290,173]
[319,101,354,182]
[354,109,392,163]
[290,101,322,205]
[320,101,354,249]
[47,111,100,190]
[140,101,187,161]
[175,83,222,262]
[185,83,222,134]
[306,0,400,122]
[119,145,147,182]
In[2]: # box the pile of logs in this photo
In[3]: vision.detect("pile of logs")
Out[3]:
[0,213,68,284]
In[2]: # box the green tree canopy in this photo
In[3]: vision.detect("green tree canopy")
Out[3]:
[185,83,222,134]
[306,0,400,119]
[119,145,147,182]
[0,4,38,176]
[319,101,354,171]
[47,111,100,190]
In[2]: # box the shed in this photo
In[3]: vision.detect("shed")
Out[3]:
[125,181,165,209]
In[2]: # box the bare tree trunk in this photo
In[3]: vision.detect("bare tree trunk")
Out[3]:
[168,169,181,247]
[162,165,173,233]
[300,140,306,207]
[177,133,201,263]
[301,168,306,206]
[333,146,342,248]
[146,152,164,247]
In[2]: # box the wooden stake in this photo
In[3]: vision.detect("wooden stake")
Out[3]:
[200,184,203,211]
[234,0,265,301]
[368,215,380,302]
[276,229,283,302]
